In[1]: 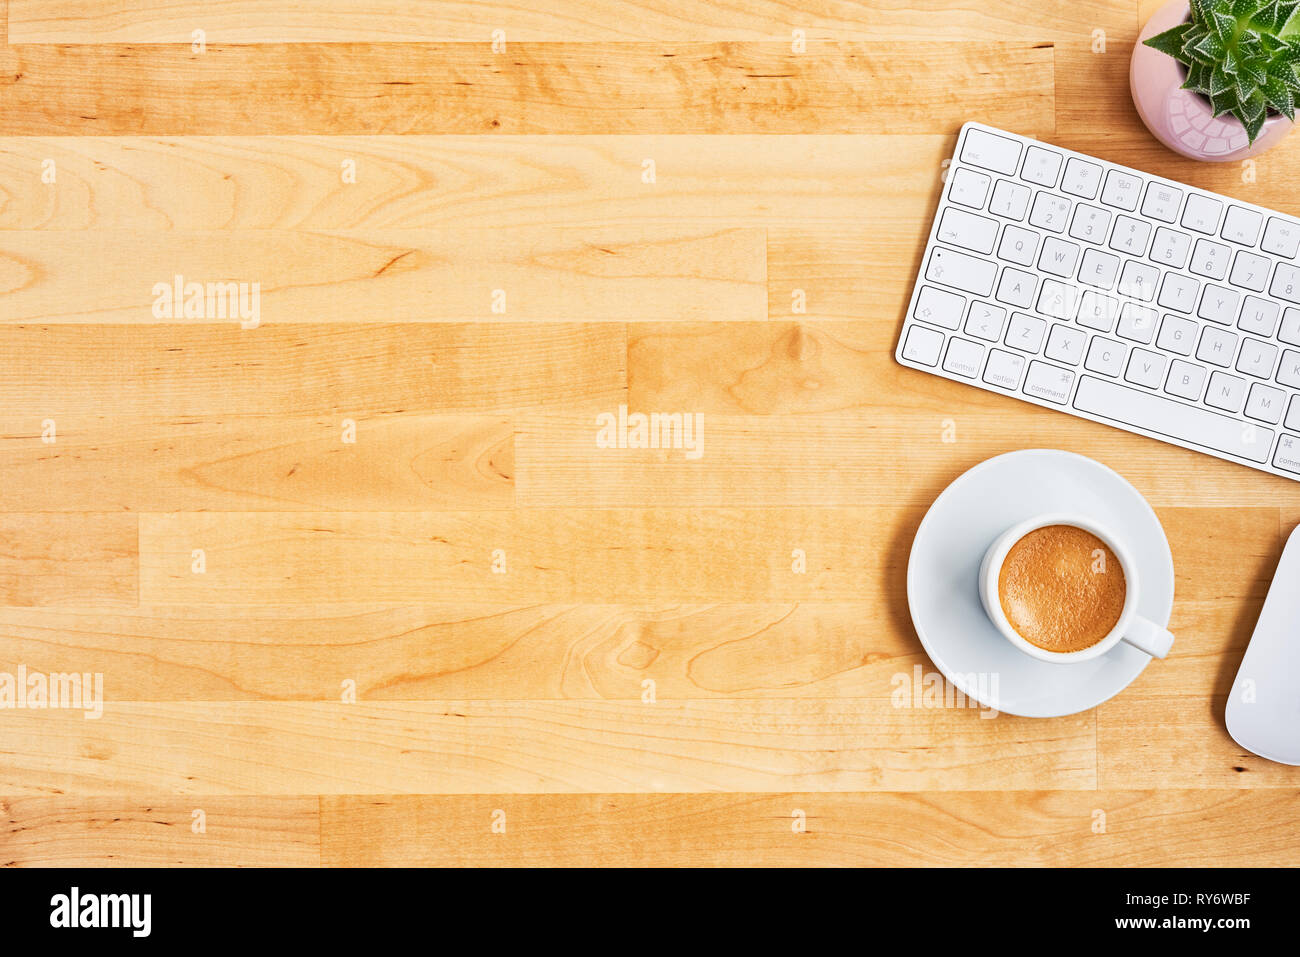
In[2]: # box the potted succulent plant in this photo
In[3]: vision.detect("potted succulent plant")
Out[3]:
[1132,0,1300,161]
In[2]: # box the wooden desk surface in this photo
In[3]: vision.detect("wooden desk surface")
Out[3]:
[1,0,1297,867]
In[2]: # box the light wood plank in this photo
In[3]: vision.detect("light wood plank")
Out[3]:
[0,513,137,606]
[137,508,910,603]
[0,701,1095,794]
[627,322,1300,508]
[0,414,512,512]
[0,134,947,231]
[0,602,924,701]
[1,796,319,867]
[519,406,1297,515]
[0,323,626,416]
[0,43,1054,136]
[320,789,1300,866]
[0,228,763,323]
[8,0,1131,43]
[1099,696,1300,788]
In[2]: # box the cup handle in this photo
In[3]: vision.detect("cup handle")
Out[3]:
[1121,615,1174,659]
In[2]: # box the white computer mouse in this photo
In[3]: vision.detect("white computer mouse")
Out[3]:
[1226,523,1300,766]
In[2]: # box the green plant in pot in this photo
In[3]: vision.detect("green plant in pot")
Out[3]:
[1132,0,1300,160]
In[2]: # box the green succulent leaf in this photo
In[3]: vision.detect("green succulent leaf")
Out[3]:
[1146,22,1195,58]
[1211,9,1239,37]
[1184,60,1212,92]
[1262,72,1297,117]
[1262,0,1300,31]
[1192,0,1220,22]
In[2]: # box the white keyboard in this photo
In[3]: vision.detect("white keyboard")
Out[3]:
[897,121,1300,482]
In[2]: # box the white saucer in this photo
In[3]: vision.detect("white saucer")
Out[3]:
[906,449,1174,718]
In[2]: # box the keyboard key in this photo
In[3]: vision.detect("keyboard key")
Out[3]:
[1189,238,1230,279]
[998,224,1040,267]
[1068,204,1111,244]
[1045,323,1087,365]
[901,325,944,366]
[1197,285,1240,325]
[1029,192,1071,233]
[1281,350,1300,388]
[949,167,992,209]
[1280,308,1300,346]
[914,285,965,329]
[1118,260,1159,301]
[1287,395,1300,430]
[1020,146,1062,187]
[989,179,1031,220]
[1221,205,1264,245]
[1074,375,1273,463]
[1275,435,1300,474]
[1270,262,1300,303]
[942,336,985,378]
[937,207,999,254]
[1165,359,1206,400]
[964,301,1007,341]
[1101,169,1142,210]
[1005,312,1047,353]
[1157,272,1199,313]
[1078,248,1121,289]
[1182,193,1223,235]
[1149,227,1191,268]
[1205,370,1247,413]
[1197,326,1238,368]
[1236,338,1278,379]
[1246,382,1287,424]
[983,348,1026,390]
[1262,217,1300,258]
[1157,314,1197,355]
[1109,215,1152,256]
[1229,250,1270,292]
[1141,182,1183,223]
[1077,290,1119,331]
[1036,278,1081,320]
[1085,337,1126,376]
[1125,348,1167,388]
[961,128,1022,176]
[1024,360,1075,403]
[926,246,996,296]
[1039,236,1081,278]
[1117,303,1158,344]
[1238,296,1280,337]
[1061,158,1102,199]
[996,267,1038,308]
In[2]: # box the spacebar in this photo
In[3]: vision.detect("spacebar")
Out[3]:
[1073,376,1273,463]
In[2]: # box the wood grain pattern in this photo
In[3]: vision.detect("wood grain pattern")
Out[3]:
[0,323,626,416]
[2,0,1297,867]
[136,508,908,603]
[6,0,1131,44]
[319,790,1300,866]
[0,414,515,512]
[0,42,1054,136]
[2,797,319,867]
[0,228,764,323]
[0,135,946,231]
[0,701,1094,794]
[0,514,137,606]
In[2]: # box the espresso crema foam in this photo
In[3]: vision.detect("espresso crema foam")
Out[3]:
[998,524,1127,653]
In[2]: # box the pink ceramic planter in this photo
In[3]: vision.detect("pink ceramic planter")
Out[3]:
[1131,0,1294,161]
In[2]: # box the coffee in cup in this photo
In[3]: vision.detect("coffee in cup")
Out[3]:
[997,524,1126,653]
[978,512,1174,663]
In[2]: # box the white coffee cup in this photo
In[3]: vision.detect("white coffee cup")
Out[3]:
[978,512,1174,663]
